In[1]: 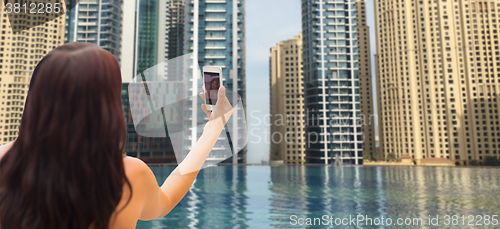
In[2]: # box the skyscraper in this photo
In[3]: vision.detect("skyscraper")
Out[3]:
[186,0,246,164]
[134,0,160,76]
[375,0,500,165]
[269,34,306,164]
[65,0,123,61]
[301,0,374,164]
[355,0,376,160]
[0,5,65,145]
[168,0,185,60]
[121,0,171,80]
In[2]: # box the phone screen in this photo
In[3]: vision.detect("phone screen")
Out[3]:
[204,72,220,105]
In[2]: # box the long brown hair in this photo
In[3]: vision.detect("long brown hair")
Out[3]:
[0,42,131,229]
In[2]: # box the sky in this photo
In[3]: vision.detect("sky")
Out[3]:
[245,0,378,164]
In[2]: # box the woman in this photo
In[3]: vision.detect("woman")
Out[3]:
[0,42,233,229]
[205,78,213,102]
[209,79,220,104]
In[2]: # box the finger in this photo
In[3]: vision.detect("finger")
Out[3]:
[216,86,226,103]
[199,92,206,103]
[201,104,211,117]
[216,86,232,108]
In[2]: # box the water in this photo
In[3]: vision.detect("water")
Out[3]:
[136,166,500,228]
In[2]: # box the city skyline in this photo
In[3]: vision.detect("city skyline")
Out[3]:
[0,2,499,228]
[245,0,379,164]
[0,0,379,164]
[4,0,499,165]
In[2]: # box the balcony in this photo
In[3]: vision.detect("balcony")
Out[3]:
[204,55,226,59]
[205,27,226,31]
[205,18,226,22]
[77,29,97,33]
[205,36,226,40]
[77,22,98,26]
[205,9,226,13]
[205,46,226,50]
[206,0,226,3]
[79,15,98,19]
[79,8,98,12]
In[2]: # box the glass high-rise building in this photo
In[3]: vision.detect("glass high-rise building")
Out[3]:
[134,0,160,76]
[302,0,375,165]
[121,0,176,79]
[168,0,186,60]
[65,0,123,61]
[186,0,246,164]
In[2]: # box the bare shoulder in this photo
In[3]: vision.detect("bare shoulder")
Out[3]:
[122,156,152,178]
[111,156,155,229]
[0,141,15,161]
[122,156,159,190]
[119,156,162,216]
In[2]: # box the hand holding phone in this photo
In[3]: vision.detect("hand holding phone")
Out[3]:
[200,85,233,122]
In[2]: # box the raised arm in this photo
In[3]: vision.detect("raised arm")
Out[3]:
[136,86,233,220]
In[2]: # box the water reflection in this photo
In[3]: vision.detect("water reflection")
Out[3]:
[137,166,500,229]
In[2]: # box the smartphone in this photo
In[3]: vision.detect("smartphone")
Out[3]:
[202,66,222,110]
